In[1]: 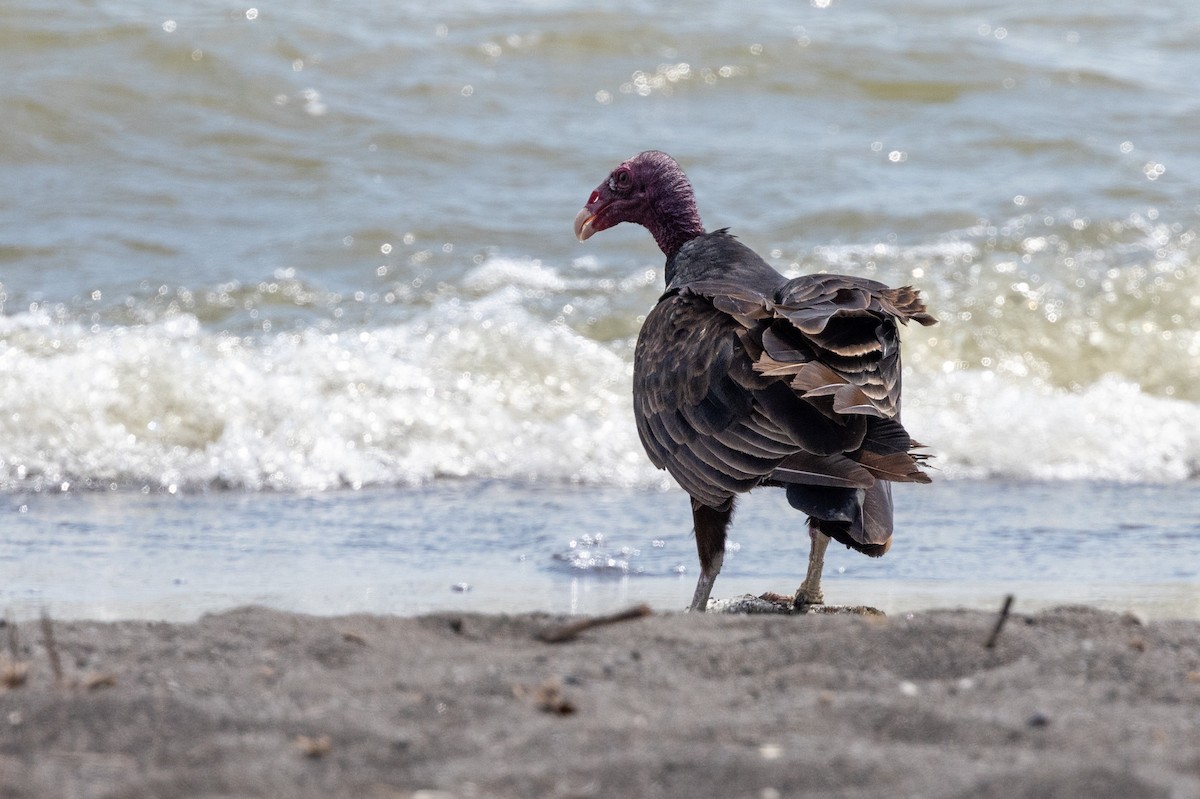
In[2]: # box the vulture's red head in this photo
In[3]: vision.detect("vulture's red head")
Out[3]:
[574,151,704,257]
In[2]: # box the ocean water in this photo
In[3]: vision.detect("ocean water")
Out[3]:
[2,0,1198,620]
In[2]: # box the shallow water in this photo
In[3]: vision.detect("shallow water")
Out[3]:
[1,0,1198,619]
[4,479,1198,621]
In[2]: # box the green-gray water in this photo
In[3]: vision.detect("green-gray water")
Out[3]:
[3,0,1197,618]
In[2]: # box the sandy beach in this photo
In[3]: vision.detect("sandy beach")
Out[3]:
[2,603,1198,798]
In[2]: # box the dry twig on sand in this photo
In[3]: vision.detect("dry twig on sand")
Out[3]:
[984,594,1015,649]
[535,604,652,644]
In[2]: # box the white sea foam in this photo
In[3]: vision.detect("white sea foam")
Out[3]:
[0,281,657,493]
[459,255,569,294]
[2,256,1198,493]
[905,370,1200,482]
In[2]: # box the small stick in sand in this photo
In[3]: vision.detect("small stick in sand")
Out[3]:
[40,610,64,686]
[984,594,1015,649]
[535,604,652,644]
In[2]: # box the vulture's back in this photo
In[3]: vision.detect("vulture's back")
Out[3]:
[633,230,935,551]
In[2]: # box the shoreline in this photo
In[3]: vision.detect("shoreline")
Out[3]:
[6,577,1199,625]
[7,479,1200,632]
[2,604,1198,797]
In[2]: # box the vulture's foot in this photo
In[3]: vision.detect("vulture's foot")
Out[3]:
[793,582,825,609]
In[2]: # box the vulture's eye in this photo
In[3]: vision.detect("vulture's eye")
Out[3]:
[610,169,632,191]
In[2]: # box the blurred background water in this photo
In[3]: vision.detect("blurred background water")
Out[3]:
[2,0,1197,620]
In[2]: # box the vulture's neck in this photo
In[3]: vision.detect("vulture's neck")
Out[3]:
[648,193,705,261]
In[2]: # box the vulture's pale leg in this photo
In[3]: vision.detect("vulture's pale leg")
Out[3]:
[794,521,829,607]
[688,499,733,612]
[688,550,724,612]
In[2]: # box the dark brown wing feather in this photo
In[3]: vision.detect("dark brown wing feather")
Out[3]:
[752,274,937,419]
[635,289,794,509]
[633,273,935,549]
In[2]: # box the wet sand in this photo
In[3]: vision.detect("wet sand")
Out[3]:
[2,604,1199,798]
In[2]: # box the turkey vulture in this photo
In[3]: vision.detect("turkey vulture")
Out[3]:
[574,151,936,612]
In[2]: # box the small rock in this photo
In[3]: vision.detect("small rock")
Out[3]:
[294,734,332,758]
